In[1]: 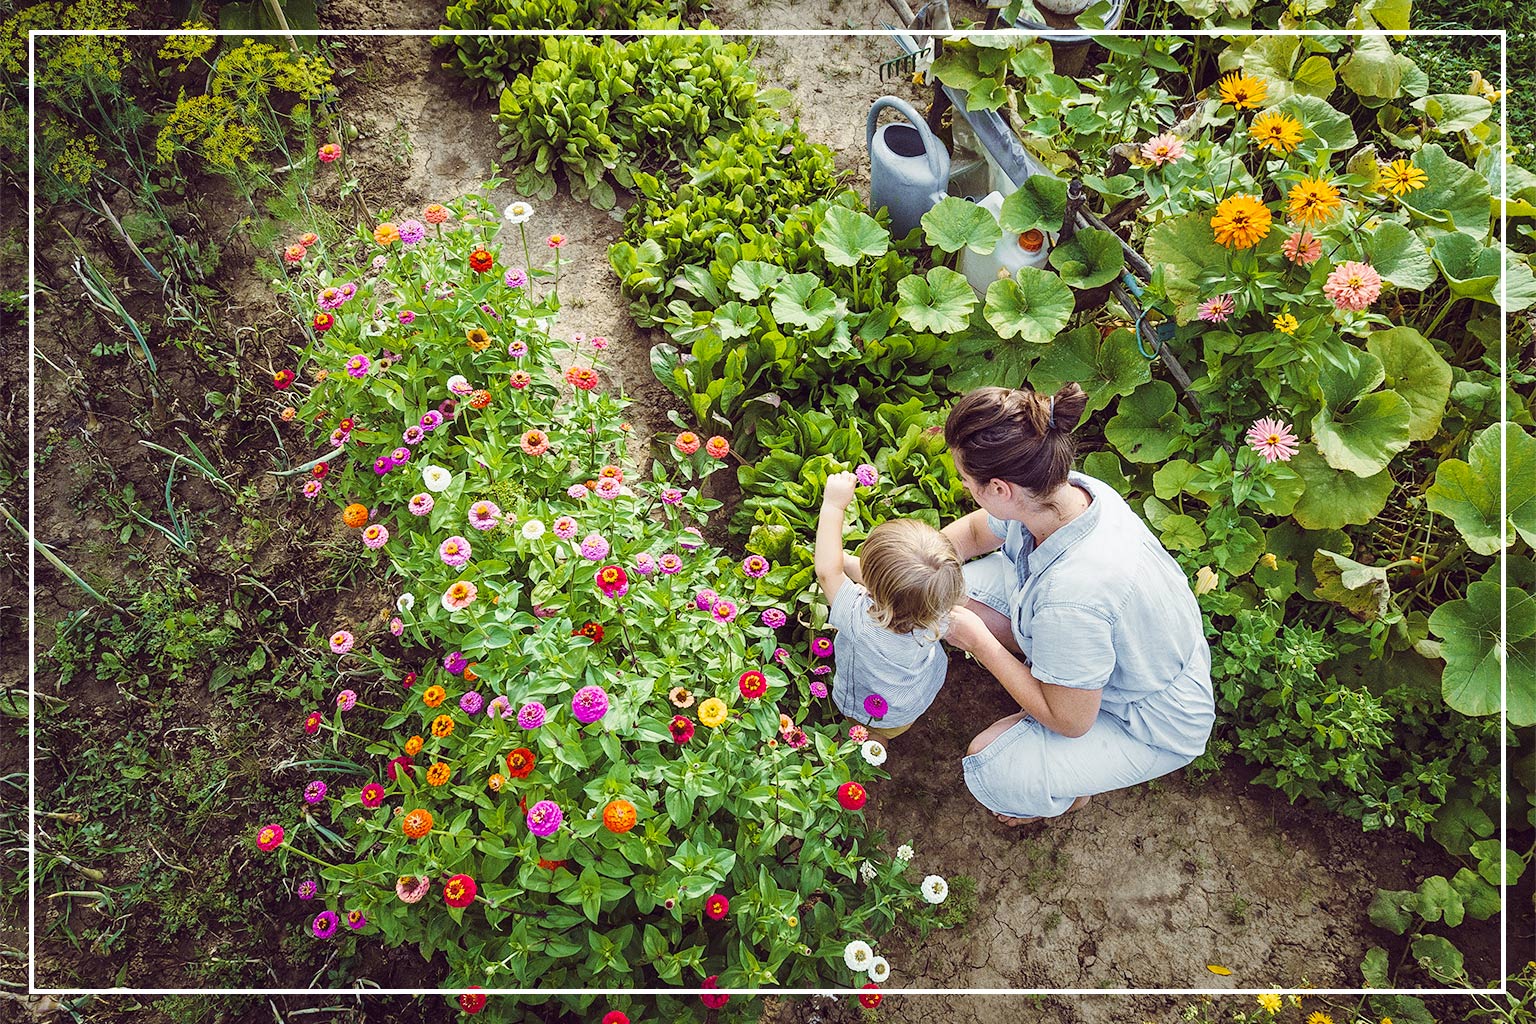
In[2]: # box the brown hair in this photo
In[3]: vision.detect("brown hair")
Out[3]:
[943,383,1089,496]
[859,519,965,637]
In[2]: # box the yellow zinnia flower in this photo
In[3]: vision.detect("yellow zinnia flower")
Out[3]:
[1306,1013,1335,1024]
[1273,312,1299,334]
[1249,111,1304,153]
[698,697,728,728]
[1210,194,1273,249]
[1287,176,1342,227]
[1256,993,1282,1013]
[1218,71,1267,109]
[1378,159,1427,196]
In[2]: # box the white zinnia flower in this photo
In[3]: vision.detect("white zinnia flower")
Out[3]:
[521,519,546,540]
[896,844,914,863]
[859,861,878,884]
[396,593,415,613]
[867,956,891,983]
[446,374,473,396]
[421,465,452,492]
[860,740,887,766]
[921,875,949,905]
[504,201,534,224]
[842,940,874,972]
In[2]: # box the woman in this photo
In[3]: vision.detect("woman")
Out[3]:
[940,383,1214,825]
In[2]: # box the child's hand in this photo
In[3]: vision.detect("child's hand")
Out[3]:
[945,604,992,654]
[822,471,858,511]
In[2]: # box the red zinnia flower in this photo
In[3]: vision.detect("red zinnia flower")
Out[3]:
[505,747,536,779]
[386,755,415,781]
[669,716,696,745]
[303,710,323,735]
[571,621,605,643]
[273,369,295,389]
[837,781,868,810]
[312,312,334,333]
[595,564,629,598]
[469,249,494,273]
[738,670,767,699]
[699,976,728,1009]
[705,894,730,920]
[402,671,417,689]
[537,857,568,871]
[859,983,882,1009]
[443,873,477,908]
[311,462,329,480]
[256,823,284,851]
[601,1012,629,1024]
[564,366,599,391]
[456,988,486,1014]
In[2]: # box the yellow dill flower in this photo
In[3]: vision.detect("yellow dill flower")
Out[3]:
[1210,194,1273,249]
[1286,177,1342,227]
[1378,159,1427,196]
[1273,312,1299,334]
[1249,111,1304,153]
[1218,71,1267,109]
[156,21,215,71]
[1256,993,1283,1013]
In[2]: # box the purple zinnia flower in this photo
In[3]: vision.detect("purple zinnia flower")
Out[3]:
[695,589,717,611]
[304,780,328,804]
[297,879,318,900]
[459,691,484,715]
[402,425,425,445]
[346,354,370,379]
[391,446,411,464]
[571,685,609,725]
[508,340,528,358]
[772,647,789,664]
[311,910,339,939]
[505,267,528,289]
[420,410,443,432]
[810,680,828,698]
[336,689,357,711]
[658,553,683,575]
[444,651,468,674]
[863,693,888,720]
[855,463,879,487]
[345,908,368,930]
[439,536,472,568]
[811,664,831,676]
[409,493,434,517]
[712,599,738,624]
[468,501,502,531]
[526,799,562,837]
[486,695,513,719]
[761,608,787,629]
[567,483,590,500]
[661,488,684,505]
[742,555,770,578]
[579,533,610,561]
[398,219,426,245]
[812,636,833,658]
[634,552,657,576]
[372,457,394,475]
[518,701,547,729]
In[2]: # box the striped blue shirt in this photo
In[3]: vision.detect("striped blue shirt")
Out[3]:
[828,582,950,728]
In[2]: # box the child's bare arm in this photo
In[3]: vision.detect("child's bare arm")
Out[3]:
[815,472,858,601]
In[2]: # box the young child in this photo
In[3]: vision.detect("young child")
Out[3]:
[815,471,965,740]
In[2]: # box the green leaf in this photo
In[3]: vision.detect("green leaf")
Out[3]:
[1312,549,1390,620]
[1365,327,1451,441]
[1410,934,1464,982]
[982,268,1074,343]
[1401,144,1491,238]
[1338,35,1407,104]
[1104,380,1188,464]
[1048,228,1125,289]
[895,266,976,335]
[1143,212,1241,325]
[1028,325,1151,417]
[814,206,890,268]
[1367,889,1415,935]
[1470,840,1526,886]
[1288,444,1393,530]
[1363,221,1436,291]
[727,260,785,301]
[1274,94,1356,150]
[1411,93,1494,134]
[770,273,840,331]
[1426,423,1536,554]
[1081,451,1134,496]
[1361,946,1390,988]
[1429,579,1536,725]
[921,196,1002,255]
[1429,795,1494,856]
[1431,232,1502,303]
[1158,514,1206,552]
[998,175,1068,235]
[1367,996,1435,1024]
[1413,874,1463,927]
[1450,867,1501,920]
[1310,389,1412,477]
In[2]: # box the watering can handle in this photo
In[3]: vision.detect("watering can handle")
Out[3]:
[867,95,947,191]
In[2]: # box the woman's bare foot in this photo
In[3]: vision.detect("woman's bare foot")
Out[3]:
[995,794,1091,828]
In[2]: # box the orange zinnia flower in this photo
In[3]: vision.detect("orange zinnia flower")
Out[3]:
[1210,194,1272,249]
[431,714,455,738]
[404,735,424,756]
[423,685,447,708]
[341,503,369,528]
[426,762,451,786]
[1286,176,1342,227]
[603,799,637,834]
[402,808,433,839]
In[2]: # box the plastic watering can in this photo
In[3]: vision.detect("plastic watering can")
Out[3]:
[867,96,950,239]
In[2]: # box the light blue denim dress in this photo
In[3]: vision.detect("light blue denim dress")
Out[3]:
[960,471,1214,818]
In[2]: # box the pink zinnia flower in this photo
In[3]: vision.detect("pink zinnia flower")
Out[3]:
[441,580,478,611]
[439,536,472,567]
[302,479,323,499]
[661,488,684,505]
[362,524,388,549]
[409,493,434,517]
[335,689,357,711]
[256,823,285,851]
[396,875,431,903]
[1282,230,1323,265]
[1197,295,1234,323]
[1323,260,1383,311]
[468,501,502,531]
[1140,132,1187,166]
[317,143,341,163]
[1245,417,1300,463]
[594,478,622,500]
[712,599,738,623]
[346,354,370,379]
[329,630,354,655]
[553,516,578,540]
[849,724,869,743]
[742,554,770,578]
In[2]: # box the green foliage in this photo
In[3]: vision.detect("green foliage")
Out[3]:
[495,24,763,209]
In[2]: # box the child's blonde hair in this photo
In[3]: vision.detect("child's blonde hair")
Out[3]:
[860,519,965,636]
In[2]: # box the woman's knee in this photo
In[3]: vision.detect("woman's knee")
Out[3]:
[968,712,1025,756]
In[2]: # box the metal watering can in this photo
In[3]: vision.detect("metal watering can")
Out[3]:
[867,96,950,239]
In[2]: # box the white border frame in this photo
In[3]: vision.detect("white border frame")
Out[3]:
[27,22,1511,1000]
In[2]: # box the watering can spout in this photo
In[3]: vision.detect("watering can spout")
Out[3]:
[867,95,950,239]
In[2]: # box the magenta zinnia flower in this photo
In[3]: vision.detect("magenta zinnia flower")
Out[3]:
[1197,295,1234,323]
[444,651,468,674]
[346,909,368,930]
[256,823,285,851]
[304,780,328,804]
[1245,417,1300,463]
[661,488,684,505]
[459,691,484,715]
[527,799,563,837]
[518,702,547,729]
[346,355,370,379]
[297,879,318,900]
[311,910,339,939]
[863,693,889,720]
[810,680,829,698]
[695,588,717,611]
[571,685,609,725]
[398,219,426,245]
[658,553,683,575]
[439,536,472,568]
[360,782,385,808]
[761,608,787,628]
[742,554,770,578]
[712,599,738,623]
[1323,260,1383,311]
[811,636,833,658]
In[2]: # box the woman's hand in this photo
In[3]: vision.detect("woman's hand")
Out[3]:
[945,604,995,654]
